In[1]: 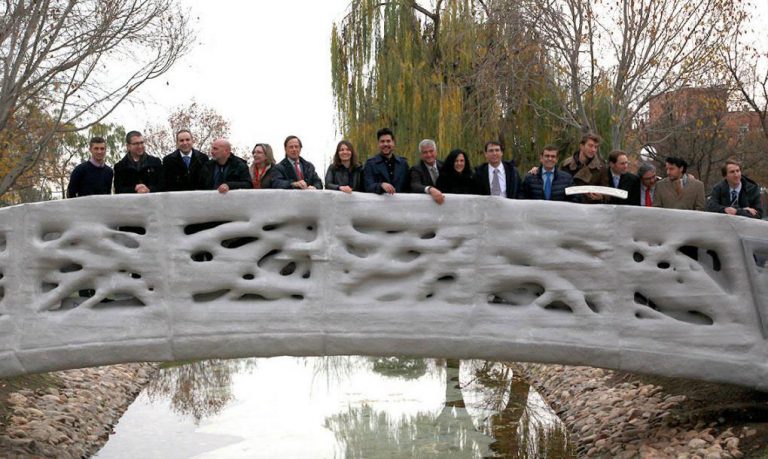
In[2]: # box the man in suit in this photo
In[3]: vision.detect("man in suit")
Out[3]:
[522,145,574,201]
[636,162,658,207]
[364,127,410,194]
[653,156,705,210]
[409,139,444,204]
[270,135,323,190]
[706,158,763,219]
[474,141,521,198]
[198,138,252,193]
[162,129,209,191]
[113,130,163,194]
[599,150,640,205]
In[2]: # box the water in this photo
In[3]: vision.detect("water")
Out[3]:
[94,357,574,458]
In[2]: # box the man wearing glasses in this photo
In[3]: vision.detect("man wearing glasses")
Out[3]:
[114,131,163,194]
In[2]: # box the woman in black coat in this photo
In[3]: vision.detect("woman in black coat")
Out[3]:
[325,140,364,193]
[436,149,476,194]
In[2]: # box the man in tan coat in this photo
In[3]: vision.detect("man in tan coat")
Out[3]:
[653,156,705,210]
[560,132,605,203]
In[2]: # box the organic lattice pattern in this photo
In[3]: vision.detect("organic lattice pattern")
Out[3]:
[0,191,766,389]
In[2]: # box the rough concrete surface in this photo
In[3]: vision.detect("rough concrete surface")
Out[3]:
[0,191,766,389]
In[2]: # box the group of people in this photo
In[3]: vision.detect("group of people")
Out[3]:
[66,128,765,221]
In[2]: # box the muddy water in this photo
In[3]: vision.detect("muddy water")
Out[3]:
[94,357,575,458]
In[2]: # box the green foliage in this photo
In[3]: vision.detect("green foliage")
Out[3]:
[330,0,595,170]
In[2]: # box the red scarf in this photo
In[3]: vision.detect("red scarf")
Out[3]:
[252,165,270,189]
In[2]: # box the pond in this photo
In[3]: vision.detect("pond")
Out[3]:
[94,357,575,458]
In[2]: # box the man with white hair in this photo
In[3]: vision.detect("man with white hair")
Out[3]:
[409,138,445,204]
[198,138,252,193]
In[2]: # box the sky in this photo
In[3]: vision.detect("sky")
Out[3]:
[111,0,352,171]
[110,1,768,172]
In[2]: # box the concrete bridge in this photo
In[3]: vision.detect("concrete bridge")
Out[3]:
[0,191,766,389]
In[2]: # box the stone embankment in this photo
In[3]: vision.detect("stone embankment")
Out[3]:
[518,363,765,458]
[0,363,156,458]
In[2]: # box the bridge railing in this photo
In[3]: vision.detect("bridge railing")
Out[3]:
[0,191,766,389]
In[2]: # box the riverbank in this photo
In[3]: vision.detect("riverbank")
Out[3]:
[0,363,157,458]
[2,361,766,458]
[518,363,768,458]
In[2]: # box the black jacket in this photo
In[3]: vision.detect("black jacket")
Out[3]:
[363,153,410,193]
[270,157,323,189]
[162,149,209,191]
[436,170,476,194]
[599,170,640,205]
[522,166,574,201]
[410,160,443,194]
[198,155,253,190]
[706,176,764,219]
[113,153,163,194]
[325,164,364,191]
[474,161,522,198]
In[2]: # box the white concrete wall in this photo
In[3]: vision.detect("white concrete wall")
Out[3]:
[0,191,766,389]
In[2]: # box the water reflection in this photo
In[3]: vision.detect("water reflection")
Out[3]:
[144,359,256,424]
[96,357,574,458]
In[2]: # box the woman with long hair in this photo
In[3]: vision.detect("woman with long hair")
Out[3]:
[325,140,364,193]
[250,143,276,189]
[436,149,476,194]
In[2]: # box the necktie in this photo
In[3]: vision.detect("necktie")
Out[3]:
[183,155,191,168]
[645,187,652,207]
[213,166,224,188]
[429,166,438,184]
[731,190,738,205]
[491,168,501,196]
[294,161,304,181]
[613,175,620,188]
[544,171,552,200]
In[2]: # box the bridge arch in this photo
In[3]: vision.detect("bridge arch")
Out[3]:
[0,191,766,389]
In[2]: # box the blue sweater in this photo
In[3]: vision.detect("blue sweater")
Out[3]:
[67,161,113,198]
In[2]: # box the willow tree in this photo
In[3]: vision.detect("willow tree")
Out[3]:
[331,0,567,167]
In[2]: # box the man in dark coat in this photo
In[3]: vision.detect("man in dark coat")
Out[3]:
[706,158,763,219]
[522,145,575,201]
[67,136,113,198]
[409,138,444,204]
[364,127,410,194]
[598,150,640,205]
[198,138,252,192]
[162,129,209,191]
[635,162,658,207]
[474,141,521,198]
[113,130,163,194]
[270,135,323,190]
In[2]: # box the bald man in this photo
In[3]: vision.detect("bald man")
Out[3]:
[198,138,253,193]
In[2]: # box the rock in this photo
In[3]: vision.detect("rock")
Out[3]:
[29,428,51,443]
[689,439,708,448]
[724,437,739,450]
[8,393,28,406]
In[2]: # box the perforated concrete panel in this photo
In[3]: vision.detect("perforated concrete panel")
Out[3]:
[0,191,766,389]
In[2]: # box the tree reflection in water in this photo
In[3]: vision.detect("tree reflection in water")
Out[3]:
[325,358,574,458]
[140,357,573,457]
[144,359,256,425]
